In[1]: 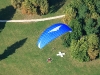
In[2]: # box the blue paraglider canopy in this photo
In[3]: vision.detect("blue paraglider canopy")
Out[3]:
[37,23,72,49]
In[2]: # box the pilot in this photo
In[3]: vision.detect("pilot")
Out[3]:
[47,58,52,63]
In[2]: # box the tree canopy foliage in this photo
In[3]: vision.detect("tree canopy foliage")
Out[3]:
[11,0,66,15]
[62,18,83,47]
[70,37,89,62]
[62,0,100,61]
[70,34,99,61]
[11,0,49,15]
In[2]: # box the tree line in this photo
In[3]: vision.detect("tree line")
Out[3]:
[11,0,49,15]
[62,0,100,62]
[11,0,65,15]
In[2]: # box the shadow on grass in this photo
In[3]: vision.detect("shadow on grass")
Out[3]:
[0,38,27,61]
[0,5,16,33]
[48,0,66,13]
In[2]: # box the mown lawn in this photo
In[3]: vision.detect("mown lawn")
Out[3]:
[0,0,100,75]
[0,19,100,75]
[0,0,10,8]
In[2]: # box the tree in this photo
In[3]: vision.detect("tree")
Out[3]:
[11,0,23,8]
[70,37,89,62]
[70,0,83,8]
[63,7,77,24]
[84,18,99,35]
[78,4,88,19]
[87,34,100,60]
[11,0,49,15]
[97,17,100,35]
[70,34,100,61]
[62,19,83,47]
[95,1,100,14]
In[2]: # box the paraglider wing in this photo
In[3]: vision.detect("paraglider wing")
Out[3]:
[37,23,72,49]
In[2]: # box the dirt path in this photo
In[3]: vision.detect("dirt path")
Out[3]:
[0,15,65,22]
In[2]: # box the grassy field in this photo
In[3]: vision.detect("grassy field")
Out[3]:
[0,19,100,75]
[0,0,100,75]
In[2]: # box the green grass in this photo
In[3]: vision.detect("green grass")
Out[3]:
[0,0,100,75]
[0,19,100,75]
[0,0,10,8]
